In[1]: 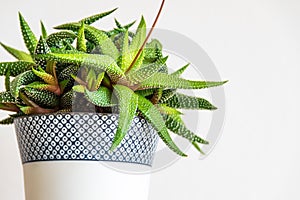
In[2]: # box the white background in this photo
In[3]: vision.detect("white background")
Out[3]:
[0,0,300,199]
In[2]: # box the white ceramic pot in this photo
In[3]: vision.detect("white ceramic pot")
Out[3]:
[14,113,158,200]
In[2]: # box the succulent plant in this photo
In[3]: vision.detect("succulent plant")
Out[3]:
[0,8,227,156]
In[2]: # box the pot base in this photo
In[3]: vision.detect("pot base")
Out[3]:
[23,161,151,200]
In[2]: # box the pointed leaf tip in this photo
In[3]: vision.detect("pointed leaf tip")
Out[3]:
[19,12,37,55]
[137,94,187,157]
[79,8,118,25]
[40,21,48,38]
[0,42,33,62]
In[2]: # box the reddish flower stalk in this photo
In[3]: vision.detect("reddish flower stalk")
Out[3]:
[126,0,166,74]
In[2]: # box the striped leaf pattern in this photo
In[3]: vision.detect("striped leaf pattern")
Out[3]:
[38,53,124,82]
[164,93,217,110]
[163,114,209,145]
[0,61,35,77]
[10,71,39,98]
[76,22,87,52]
[137,94,187,157]
[60,90,74,109]
[19,13,37,55]
[84,87,115,107]
[127,57,167,84]
[111,85,138,150]
[55,23,119,60]
[138,72,228,90]
[79,8,118,25]
[0,42,33,62]
[24,88,59,108]
[46,31,76,48]
[0,92,16,103]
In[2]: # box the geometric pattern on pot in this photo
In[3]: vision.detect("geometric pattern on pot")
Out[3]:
[14,113,159,166]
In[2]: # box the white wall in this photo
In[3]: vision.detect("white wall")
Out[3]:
[0,0,299,199]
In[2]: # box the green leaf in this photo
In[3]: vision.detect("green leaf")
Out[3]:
[0,113,23,124]
[171,63,189,77]
[138,73,228,90]
[111,85,138,150]
[60,90,74,109]
[119,30,129,71]
[19,91,39,107]
[157,104,182,115]
[71,74,86,86]
[59,80,69,93]
[164,93,217,110]
[80,26,119,60]
[192,142,205,155]
[0,116,15,125]
[55,23,119,60]
[72,85,85,93]
[114,19,136,31]
[62,41,77,51]
[107,20,136,38]
[79,8,118,25]
[123,21,136,30]
[121,17,146,72]
[0,61,35,77]
[107,28,125,38]
[19,12,37,55]
[77,22,87,52]
[46,31,76,48]
[24,88,59,108]
[84,87,115,107]
[10,70,39,98]
[25,81,58,93]
[150,88,163,104]
[58,65,79,88]
[137,94,187,157]
[38,53,124,82]
[0,92,16,104]
[94,72,105,90]
[34,36,52,67]
[40,21,48,38]
[163,114,209,145]
[102,74,112,89]
[5,68,11,91]
[19,106,55,115]
[158,63,190,104]
[26,81,49,89]
[159,89,176,103]
[143,39,163,62]
[19,106,34,114]
[0,42,33,62]
[135,88,156,97]
[35,36,51,55]
[86,69,96,89]
[32,67,56,85]
[127,50,145,73]
[130,16,146,53]
[114,18,123,29]
[127,57,168,84]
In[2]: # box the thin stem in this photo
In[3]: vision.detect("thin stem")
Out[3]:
[126,0,166,74]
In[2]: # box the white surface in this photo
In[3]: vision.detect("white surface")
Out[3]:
[0,0,300,199]
[23,161,150,200]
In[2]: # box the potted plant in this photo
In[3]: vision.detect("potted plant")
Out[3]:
[0,1,227,200]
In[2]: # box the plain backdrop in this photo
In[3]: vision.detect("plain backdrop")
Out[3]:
[0,0,300,199]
